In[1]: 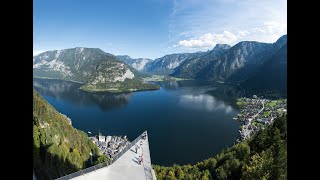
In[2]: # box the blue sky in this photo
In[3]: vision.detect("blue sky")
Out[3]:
[33,0,287,59]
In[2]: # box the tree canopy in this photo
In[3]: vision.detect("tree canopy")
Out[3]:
[33,89,108,180]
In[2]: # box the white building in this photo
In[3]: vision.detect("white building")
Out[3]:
[99,135,106,142]
[106,136,112,143]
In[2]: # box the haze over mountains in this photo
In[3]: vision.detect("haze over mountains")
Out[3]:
[33,35,287,96]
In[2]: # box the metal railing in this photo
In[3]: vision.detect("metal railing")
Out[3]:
[55,131,147,180]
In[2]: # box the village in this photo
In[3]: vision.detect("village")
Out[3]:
[235,95,287,141]
[89,133,130,159]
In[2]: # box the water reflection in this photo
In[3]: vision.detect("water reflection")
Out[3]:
[179,94,234,114]
[155,80,217,90]
[33,78,132,111]
[155,80,243,109]
[33,78,242,165]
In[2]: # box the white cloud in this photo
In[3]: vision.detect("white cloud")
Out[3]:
[252,21,286,35]
[33,50,46,56]
[177,20,287,50]
[178,30,238,48]
[264,21,287,34]
[167,0,287,54]
[238,30,250,38]
[249,21,287,42]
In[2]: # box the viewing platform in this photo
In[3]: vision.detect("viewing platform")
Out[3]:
[56,131,156,180]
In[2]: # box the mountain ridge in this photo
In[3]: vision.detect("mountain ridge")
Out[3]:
[33,35,286,95]
[116,55,152,71]
[143,51,206,75]
[171,35,286,83]
[33,48,160,92]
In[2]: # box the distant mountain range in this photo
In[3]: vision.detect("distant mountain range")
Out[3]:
[144,52,206,75]
[116,55,152,71]
[118,35,287,97]
[171,44,231,79]
[33,35,286,96]
[172,35,287,82]
[116,52,206,75]
[33,47,159,92]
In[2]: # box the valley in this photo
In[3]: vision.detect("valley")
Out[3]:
[33,35,287,97]
[33,35,287,180]
[33,0,287,179]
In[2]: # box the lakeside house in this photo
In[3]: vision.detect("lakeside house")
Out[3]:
[106,136,112,143]
[99,135,106,142]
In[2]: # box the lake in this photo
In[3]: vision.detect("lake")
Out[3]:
[33,78,242,166]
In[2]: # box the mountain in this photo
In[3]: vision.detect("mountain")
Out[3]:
[33,89,106,180]
[169,35,287,97]
[171,35,286,84]
[33,47,113,82]
[33,47,159,92]
[171,41,274,81]
[211,44,232,51]
[240,43,287,98]
[193,41,273,81]
[171,44,231,79]
[116,55,152,71]
[272,34,287,49]
[226,35,287,85]
[144,52,206,75]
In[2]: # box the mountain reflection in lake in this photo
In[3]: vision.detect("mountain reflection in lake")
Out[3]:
[33,78,132,111]
[33,78,243,166]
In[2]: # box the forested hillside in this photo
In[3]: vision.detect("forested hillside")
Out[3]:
[33,89,107,180]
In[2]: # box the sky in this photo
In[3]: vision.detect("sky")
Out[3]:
[33,0,287,59]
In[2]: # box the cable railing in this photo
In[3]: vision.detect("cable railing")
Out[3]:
[55,131,147,180]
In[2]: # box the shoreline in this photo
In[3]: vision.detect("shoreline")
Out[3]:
[33,76,160,93]
[79,86,160,93]
[33,76,84,84]
[142,75,192,82]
